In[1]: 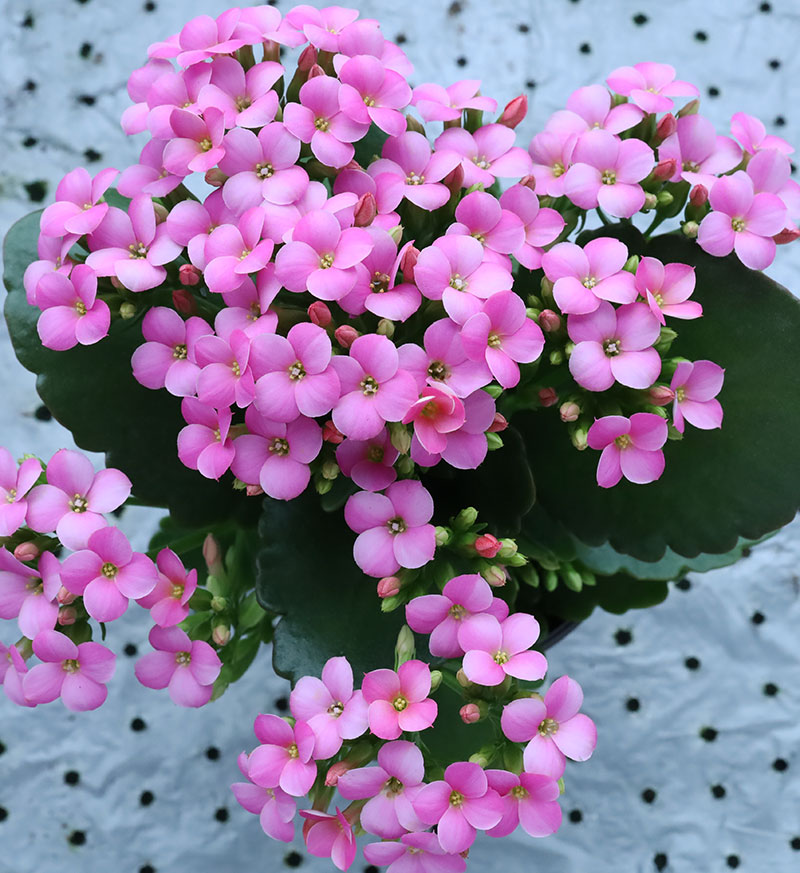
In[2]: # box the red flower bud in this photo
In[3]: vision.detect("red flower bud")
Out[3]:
[459,703,481,724]
[538,387,559,407]
[519,174,537,191]
[653,158,677,181]
[442,163,465,194]
[377,576,401,598]
[334,325,360,348]
[308,301,332,327]
[689,184,709,207]
[178,263,202,286]
[297,44,318,71]
[400,244,420,282]
[648,385,676,406]
[325,761,351,787]
[474,533,501,558]
[497,94,528,129]
[353,192,377,227]
[656,113,677,141]
[559,401,581,423]
[538,309,562,332]
[307,63,326,80]
[774,225,800,245]
[13,542,40,562]
[322,419,345,444]
[57,606,77,626]
[204,168,227,188]
[57,586,76,606]
[246,484,265,497]
[487,412,508,433]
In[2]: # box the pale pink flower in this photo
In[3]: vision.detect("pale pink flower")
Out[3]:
[149,9,257,67]
[248,714,317,797]
[402,382,466,455]
[501,675,597,777]
[60,526,158,623]
[40,167,117,238]
[144,65,212,140]
[545,84,643,138]
[203,208,275,294]
[746,149,800,222]
[135,548,198,627]
[670,361,724,433]
[634,257,701,324]
[447,190,525,266]
[231,752,296,843]
[26,450,130,550]
[460,291,545,388]
[361,659,438,740]
[697,171,787,270]
[658,114,741,188]
[413,762,503,854]
[368,132,462,212]
[331,334,418,441]
[1,642,32,707]
[335,428,399,492]
[364,832,467,873]
[195,328,255,409]
[435,124,533,188]
[405,573,509,658]
[284,5,359,51]
[731,111,794,156]
[117,139,183,199]
[0,548,60,638]
[333,168,401,231]
[299,808,357,872]
[485,769,562,838]
[458,613,547,686]
[275,209,372,301]
[216,267,280,337]
[567,302,662,392]
[35,265,110,351]
[252,322,340,422]
[177,398,236,480]
[262,179,358,243]
[606,62,699,114]
[121,57,173,135]
[0,450,42,537]
[86,195,182,292]
[25,630,115,711]
[135,625,221,707]
[338,55,412,137]
[162,107,226,176]
[165,189,239,271]
[498,184,565,271]
[412,79,497,122]
[334,20,414,77]
[587,413,668,488]
[564,129,654,218]
[542,238,637,315]
[528,130,578,197]
[23,234,76,306]
[197,57,282,129]
[338,740,426,837]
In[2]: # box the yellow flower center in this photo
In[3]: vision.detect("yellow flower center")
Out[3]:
[319,252,335,269]
[288,743,299,758]
[552,161,565,177]
[427,360,448,381]
[314,117,330,131]
[614,433,632,450]
[128,242,148,259]
[288,360,306,381]
[682,160,700,173]
[601,169,617,185]
[448,603,467,620]
[487,332,502,349]
[256,162,274,178]
[235,95,252,111]
[511,785,530,800]
[101,562,118,579]
[603,338,621,357]
[731,217,746,232]
[387,517,407,535]
[69,494,88,513]
[449,790,464,807]
[493,650,509,664]
[175,651,192,666]
[473,155,491,170]
[269,437,290,456]
[392,695,408,711]
[449,274,467,292]
[367,445,384,463]
[676,386,686,402]
[75,300,87,316]
[405,172,425,185]
[327,701,344,717]
[583,276,597,289]
[171,583,185,599]
[231,361,241,377]
[62,658,80,673]
[199,137,213,152]
[173,343,188,360]
[370,271,391,293]
[361,376,379,396]
[538,717,559,736]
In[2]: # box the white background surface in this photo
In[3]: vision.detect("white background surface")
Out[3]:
[1,1,799,872]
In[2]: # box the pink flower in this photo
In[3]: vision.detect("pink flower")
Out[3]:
[546,84,643,138]
[248,714,318,797]
[86,195,182,292]
[117,139,183,199]
[405,574,509,658]
[144,65,211,140]
[252,322,340,422]
[746,149,800,223]
[162,107,226,176]
[670,361,724,433]
[0,450,42,537]
[231,408,322,501]
[23,234,76,306]
[606,63,699,114]
[131,307,213,397]
[121,57,173,135]
[361,659,438,740]
[412,78,497,122]
[0,548,60,638]
[485,769,562,838]
[458,613,547,686]
[435,124,533,188]
[285,5,359,51]
[338,740,426,837]
[567,302,662,392]
[542,238,637,315]
[1,642,32,707]
[135,625,221,707]
[197,57,282,129]
[335,428,399,492]
[528,130,577,198]
[135,548,198,627]
[177,398,236,480]
[731,111,794,157]
[334,168,400,231]
[460,291,545,388]
[284,75,369,168]
[35,265,110,351]
[398,319,491,398]
[501,675,597,777]
[26,450,131,550]
[195,328,256,409]
[414,235,512,325]
[499,184,566,270]
[587,413,668,488]
[203,208,275,294]
[634,257,701,324]
[232,751,296,843]
[447,190,525,265]
[413,761,503,854]
[40,167,117,237]
[344,480,436,577]
[338,55,412,137]
[275,209,373,301]
[216,267,280,337]
[402,382,466,455]
[149,10,259,67]
[25,630,115,711]
[658,114,741,188]
[219,123,308,212]
[697,171,787,270]
[299,808,357,872]
[331,334,418,441]
[60,527,158,623]
[364,832,466,873]
[165,189,238,270]
[564,129,654,218]
[368,132,462,212]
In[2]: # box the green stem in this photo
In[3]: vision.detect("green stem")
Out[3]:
[595,207,612,226]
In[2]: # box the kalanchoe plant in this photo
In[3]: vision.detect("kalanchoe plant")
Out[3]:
[3,5,800,870]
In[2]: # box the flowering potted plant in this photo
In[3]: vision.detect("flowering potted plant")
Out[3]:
[2,4,800,870]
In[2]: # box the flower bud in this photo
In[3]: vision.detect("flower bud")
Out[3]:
[487,412,508,433]
[677,98,700,118]
[400,244,420,282]
[468,745,495,768]
[57,586,76,606]
[682,220,699,239]
[169,289,195,318]
[689,184,709,207]
[380,594,403,613]
[246,483,265,497]
[656,190,674,208]
[540,276,554,297]
[297,44,317,71]
[429,670,442,691]
[544,569,559,591]
[526,307,541,321]
[308,300,332,327]
[538,309,561,332]
[405,114,426,134]
[497,538,518,559]
[119,302,137,319]
[388,422,412,454]
[315,477,333,495]
[388,225,404,245]
[394,624,416,667]
[560,401,581,422]
[482,565,507,587]
[325,761,351,787]
[655,113,678,141]
[443,163,465,194]
[483,383,503,399]
[497,94,527,129]
[520,174,537,191]
[652,158,677,181]
[454,507,479,531]
[538,387,559,407]
[562,565,583,592]
[774,225,800,245]
[57,606,77,626]
[353,191,377,227]
[548,349,563,366]
[210,595,227,613]
[623,255,640,274]
[655,326,679,353]
[648,384,675,406]
[322,419,345,444]
[212,625,231,646]
[307,63,326,80]
[377,576,401,598]
[520,563,540,588]
[178,264,201,287]
[435,526,452,547]
[13,542,40,562]
[459,702,483,724]
[334,325,360,348]
[376,318,395,338]
[570,425,589,451]
[456,668,474,689]
[486,432,504,451]
[110,276,123,289]
[396,454,415,476]
[203,534,223,576]
[643,192,658,211]
[474,534,501,558]
[205,168,227,188]
[320,460,339,480]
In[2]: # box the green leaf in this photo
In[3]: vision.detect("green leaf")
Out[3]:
[420,683,496,772]
[3,210,255,528]
[519,226,800,560]
[255,493,403,682]
[353,124,389,168]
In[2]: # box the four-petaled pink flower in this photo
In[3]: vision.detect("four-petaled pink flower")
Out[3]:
[670,361,724,434]
[35,265,110,351]
[299,808,357,873]
[25,630,115,712]
[203,208,275,294]
[163,107,226,176]
[501,675,597,778]
[634,257,701,324]
[364,831,466,873]
[567,302,662,392]
[1,642,32,707]
[177,398,236,480]
[436,124,533,188]
[0,449,42,537]
[335,428,399,492]
[248,714,318,797]
[658,114,741,189]
[412,78,497,122]
[606,62,699,114]
[545,84,643,138]
[458,613,547,686]
[528,130,577,198]
[731,111,794,157]
[413,761,503,854]
[135,625,221,707]
[40,167,117,238]
[587,413,668,488]
[197,57,282,129]
[135,548,198,628]
[26,449,131,550]
[448,190,525,265]
[344,480,436,577]
[485,769,563,839]
[165,189,238,270]
[231,751,296,843]
[361,659,438,740]
[195,328,256,409]
[0,548,60,638]
[23,233,76,306]
[499,184,565,270]
[402,382,466,455]
[338,55,412,137]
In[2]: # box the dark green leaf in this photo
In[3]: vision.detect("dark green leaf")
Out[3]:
[353,124,389,168]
